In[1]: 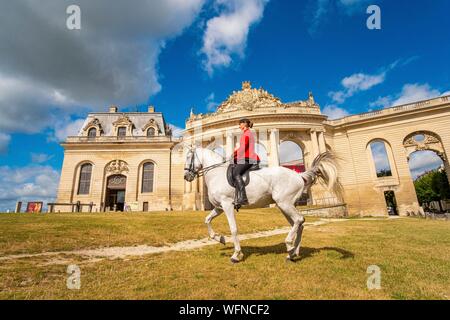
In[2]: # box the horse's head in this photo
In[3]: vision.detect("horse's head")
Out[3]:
[184,147,202,182]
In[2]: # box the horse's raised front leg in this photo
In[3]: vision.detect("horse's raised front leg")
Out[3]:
[205,207,225,245]
[277,203,305,260]
[222,201,243,263]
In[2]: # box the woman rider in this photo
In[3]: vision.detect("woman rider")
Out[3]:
[232,118,260,209]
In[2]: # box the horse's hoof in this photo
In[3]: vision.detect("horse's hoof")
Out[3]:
[219,235,226,245]
[231,257,240,264]
[286,254,297,262]
[285,257,295,263]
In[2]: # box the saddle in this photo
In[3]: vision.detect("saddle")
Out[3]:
[226,163,261,188]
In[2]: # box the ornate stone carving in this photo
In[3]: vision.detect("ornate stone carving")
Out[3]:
[107,175,127,188]
[83,118,103,133]
[403,131,446,161]
[142,118,160,134]
[308,92,316,107]
[404,133,440,147]
[281,132,298,141]
[105,160,129,175]
[113,114,134,128]
[216,81,282,113]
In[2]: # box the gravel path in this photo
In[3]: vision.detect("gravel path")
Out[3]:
[0,217,393,265]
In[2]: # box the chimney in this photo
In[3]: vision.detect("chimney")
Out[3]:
[148,105,155,113]
[109,105,118,113]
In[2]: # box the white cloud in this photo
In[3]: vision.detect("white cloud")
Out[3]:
[322,104,350,120]
[0,165,60,212]
[307,0,332,35]
[205,92,219,111]
[369,96,392,109]
[0,132,11,154]
[338,0,374,15]
[48,118,86,143]
[408,150,443,180]
[168,124,184,138]
[328,59,418,108]
[201,0,269,75]
[31,153,54,164]
[329,71,386,104]
[342,72,386,93]
[370,83,443,109]
[0,0,206,138]
[307,0,373,34]
[392,84,441,106]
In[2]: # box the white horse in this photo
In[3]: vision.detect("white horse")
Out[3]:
[184,147,342,263]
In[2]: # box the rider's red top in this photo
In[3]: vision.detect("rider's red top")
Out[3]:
[234,128,260,162]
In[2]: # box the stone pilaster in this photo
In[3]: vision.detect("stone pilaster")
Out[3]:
[269,128,280,167]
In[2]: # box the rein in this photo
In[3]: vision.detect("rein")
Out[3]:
[185,149,232,178]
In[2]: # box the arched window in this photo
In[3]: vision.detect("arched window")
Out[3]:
[117,127,127,138]
[142,162,155,193]
[279,141,305,172]
[369,140,393,177]
[78,163,92,195]
[147,127,156,137]
[88,128,97,138]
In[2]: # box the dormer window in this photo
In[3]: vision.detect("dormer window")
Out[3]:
[147,128,155,137]
[118,127,127,138]
[112,115,134,138]
[82,118,103,138]
[142,118,160,137]
[88,128,97,139]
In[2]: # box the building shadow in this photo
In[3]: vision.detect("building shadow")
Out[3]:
[220,243,354,262]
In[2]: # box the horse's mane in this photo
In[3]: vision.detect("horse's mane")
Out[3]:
[197,147,226,165]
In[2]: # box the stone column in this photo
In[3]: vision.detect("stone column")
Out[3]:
[269,129,280,167]
[15,201,22,213]
[310,129,319,159]
[438,136,450,193]
[225,131,234,159]
[318,130,326,154]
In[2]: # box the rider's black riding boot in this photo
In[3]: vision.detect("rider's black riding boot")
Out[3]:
[233,175,249,209]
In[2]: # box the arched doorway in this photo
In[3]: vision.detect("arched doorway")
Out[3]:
[409,150,449,211]
[404,132,450,212]
[279,140,305,172]
[105,174,127,211]
[279,140,308,205]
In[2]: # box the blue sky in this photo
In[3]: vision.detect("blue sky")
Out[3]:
[0,0,449,211]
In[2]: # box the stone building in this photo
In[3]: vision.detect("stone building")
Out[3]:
[55,82,450,216]
[56,105,180,213]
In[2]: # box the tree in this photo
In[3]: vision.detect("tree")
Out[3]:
[414,169,450,205]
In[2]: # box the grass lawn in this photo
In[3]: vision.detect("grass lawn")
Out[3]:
[0,210,449,300]
[0,208,314,256]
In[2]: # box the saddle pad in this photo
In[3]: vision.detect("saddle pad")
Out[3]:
[226,164,260,188]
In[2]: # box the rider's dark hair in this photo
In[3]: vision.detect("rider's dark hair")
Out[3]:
[239,118,253,128]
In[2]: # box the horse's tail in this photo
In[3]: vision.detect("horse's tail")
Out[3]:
[300,152,344,201]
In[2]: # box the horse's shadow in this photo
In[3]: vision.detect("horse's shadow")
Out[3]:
[220,243,354,262]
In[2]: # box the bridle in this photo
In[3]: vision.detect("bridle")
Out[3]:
[184,147,232,179]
